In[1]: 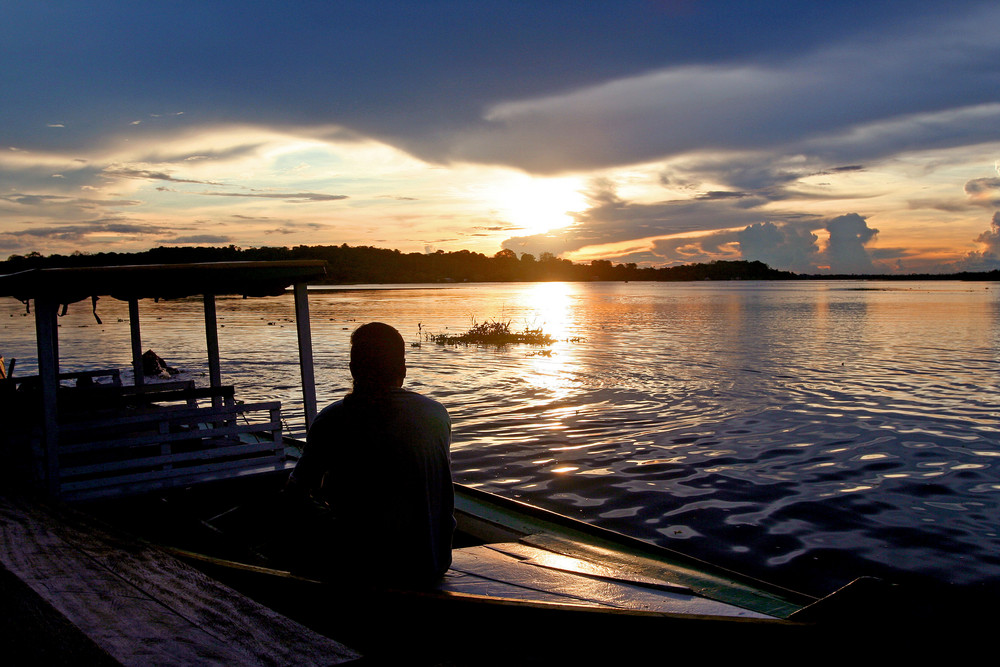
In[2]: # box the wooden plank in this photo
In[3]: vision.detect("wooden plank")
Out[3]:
[487,541,693,593]
[121,379,194,393]
[445,544,772,618]
[0,563,119,665]
[52,399,285,500]
[60,460,297,502]
[59,456,288,495]
[293,282,318,428]
[60,441,286,478]
[59,419,283,454]
[0,496,360,665]
[60,401,280,433]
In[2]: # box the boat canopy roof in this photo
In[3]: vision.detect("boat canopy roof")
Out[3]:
[0,260,328,305]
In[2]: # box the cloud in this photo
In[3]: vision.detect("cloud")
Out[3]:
[163,234,232,244]
[4,3,994,172]
[975,212,1000,256]
[964,177,1000,207]
[1,2,998,270]
[823,213,879,274]
[659,154,874,207]
[956,211,1000,271]
[101,165,349,203]
[501,177,819,260]
[696,191,756,201]
[103,166,223,185]
[440,5,1000,173]
[263,221,329,235]
[4,220,169,241]
[738,222,820,273]
[650,230,743,266]
[196,191,348,202]
[1,193,142,209]
[641,214,883,274]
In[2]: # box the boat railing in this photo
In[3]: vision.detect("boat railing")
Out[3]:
[45,386,286,501]
[12,368,123,390]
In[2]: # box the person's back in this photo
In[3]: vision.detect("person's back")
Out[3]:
[289,322,455,586]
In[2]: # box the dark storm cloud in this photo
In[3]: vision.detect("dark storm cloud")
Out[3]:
[3,1,995,174]
[448,6,1000,172]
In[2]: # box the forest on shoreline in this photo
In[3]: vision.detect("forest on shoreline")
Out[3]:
[2,244,998,283]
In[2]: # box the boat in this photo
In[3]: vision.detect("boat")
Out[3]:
[0,260,923,663]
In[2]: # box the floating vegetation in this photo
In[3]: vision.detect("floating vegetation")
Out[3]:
[428,319,554,347]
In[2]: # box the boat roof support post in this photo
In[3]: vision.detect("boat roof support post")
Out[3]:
[293,282,317,429]
[128,298,144,388]
[203,294,223,407]
[34,297,61,496]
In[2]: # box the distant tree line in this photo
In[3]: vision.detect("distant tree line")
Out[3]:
[2,244,997,283]
[0,245,796,282]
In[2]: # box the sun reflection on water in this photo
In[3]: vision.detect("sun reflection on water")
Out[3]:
[520,282,580,400]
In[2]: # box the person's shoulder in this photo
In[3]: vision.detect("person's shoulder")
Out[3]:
[316,397,347,416]
[395,389,449,417]
[398,388,447,407]
[311,398,347,428]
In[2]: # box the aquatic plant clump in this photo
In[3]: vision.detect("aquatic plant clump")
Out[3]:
[429,319,554,347]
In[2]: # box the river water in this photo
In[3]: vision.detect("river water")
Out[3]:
[3,280,999,597]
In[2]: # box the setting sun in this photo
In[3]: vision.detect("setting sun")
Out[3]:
[487,175,587,236]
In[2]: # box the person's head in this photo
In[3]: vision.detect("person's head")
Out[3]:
[349,322,406,392]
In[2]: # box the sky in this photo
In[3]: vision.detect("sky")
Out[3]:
[3,1,1000,274]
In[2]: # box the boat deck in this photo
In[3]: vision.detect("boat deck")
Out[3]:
[441,541,773,618]
[0,495,361,666]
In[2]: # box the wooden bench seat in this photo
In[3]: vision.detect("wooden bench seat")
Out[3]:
[53,393,287,501]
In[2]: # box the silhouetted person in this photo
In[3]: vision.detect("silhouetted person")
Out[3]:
[288,322,454,586]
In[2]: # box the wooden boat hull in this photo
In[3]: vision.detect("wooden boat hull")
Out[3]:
[184,555,824,664]
[81,466,875,663]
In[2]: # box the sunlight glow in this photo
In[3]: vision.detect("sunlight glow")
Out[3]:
[520,282,579,397]
[523,281,575,340]
[484,174,586,236]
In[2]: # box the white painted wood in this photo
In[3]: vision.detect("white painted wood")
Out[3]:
[444,543,773,618]
[54,399,284,499]
[293,282,318,428]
